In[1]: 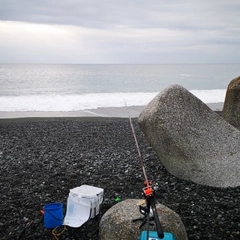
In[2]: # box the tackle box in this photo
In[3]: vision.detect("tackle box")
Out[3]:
[139,231,176,240]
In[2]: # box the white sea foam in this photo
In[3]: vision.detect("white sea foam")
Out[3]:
[0,90,226,112]
[191,89,226,104]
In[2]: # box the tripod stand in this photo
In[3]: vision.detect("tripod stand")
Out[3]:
[133,183,164,240]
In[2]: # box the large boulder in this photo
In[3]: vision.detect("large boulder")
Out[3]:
[138,85,240,188]
[222,76,240,129]
[99,199,187,240]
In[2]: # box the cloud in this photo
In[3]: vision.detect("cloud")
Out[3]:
[1,0,240,29]
[0,0,240,63]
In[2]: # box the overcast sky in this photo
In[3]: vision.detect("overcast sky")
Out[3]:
[0,0,240,64]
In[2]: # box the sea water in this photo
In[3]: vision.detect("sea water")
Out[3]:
[0,64,239,112]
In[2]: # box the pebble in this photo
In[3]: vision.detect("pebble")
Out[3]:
[0,118,239,240]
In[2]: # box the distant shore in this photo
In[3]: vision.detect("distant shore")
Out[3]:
[0,102,223,120]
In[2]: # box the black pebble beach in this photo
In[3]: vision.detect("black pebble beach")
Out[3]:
[0,117,239,240]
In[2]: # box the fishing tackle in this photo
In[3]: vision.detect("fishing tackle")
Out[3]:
[126,106,175,240]
[127,114,164,239]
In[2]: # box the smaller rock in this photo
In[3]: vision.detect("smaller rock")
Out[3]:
[99,199,188,240]
[222,76,240,129]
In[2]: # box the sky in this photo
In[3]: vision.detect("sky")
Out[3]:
[0,0,240,64]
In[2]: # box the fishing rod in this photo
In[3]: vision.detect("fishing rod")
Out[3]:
[128,113,150,187]
[125,103,165,240]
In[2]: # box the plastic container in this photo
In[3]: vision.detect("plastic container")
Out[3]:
[64,185,104,228]
[139,231,176,240]
[43,203,63,228]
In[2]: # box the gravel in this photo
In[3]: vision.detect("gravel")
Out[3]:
[0,117,239,240]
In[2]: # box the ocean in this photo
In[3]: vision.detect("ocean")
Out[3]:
[0,64,239,113]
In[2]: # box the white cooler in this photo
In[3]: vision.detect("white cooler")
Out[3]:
[64,185,104,228]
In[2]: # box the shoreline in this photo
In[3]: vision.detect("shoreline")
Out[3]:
[0,103,223,120]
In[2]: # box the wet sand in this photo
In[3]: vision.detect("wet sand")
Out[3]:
[0,103,223,120]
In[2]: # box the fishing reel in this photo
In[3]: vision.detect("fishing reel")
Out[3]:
[142,180,155,197]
